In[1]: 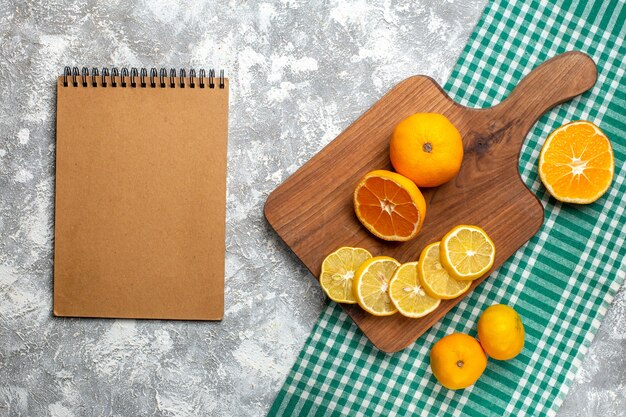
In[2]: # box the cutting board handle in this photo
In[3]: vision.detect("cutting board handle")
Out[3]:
[494,51,597,126]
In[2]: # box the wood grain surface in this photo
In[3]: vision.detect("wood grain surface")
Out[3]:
[264,51,597,352]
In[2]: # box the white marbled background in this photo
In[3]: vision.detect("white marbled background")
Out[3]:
[0,1,624,416]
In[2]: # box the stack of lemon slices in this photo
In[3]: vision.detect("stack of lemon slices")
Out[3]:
[319,225,495,318]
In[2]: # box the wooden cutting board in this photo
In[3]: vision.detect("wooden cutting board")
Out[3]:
[264,51,597,352]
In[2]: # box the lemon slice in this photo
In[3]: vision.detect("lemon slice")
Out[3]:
[389,262,441,318]
[440,225,495,280]
[353,256,400,316]
[418,242,471,299]
[320,247,372,304]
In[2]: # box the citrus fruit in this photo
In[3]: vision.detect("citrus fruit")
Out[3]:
[440,225,495,281]
[477,304,525,360]
[353,170,426,242]
[430,333,487,390]
[388,262,441,318]
[353,256,400,316]
[320,247,373,304]
[418,242,471,299]
[538,120,614,204]
[390,113,464,187]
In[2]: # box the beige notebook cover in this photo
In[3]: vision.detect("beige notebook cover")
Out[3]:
[54,68,228,320]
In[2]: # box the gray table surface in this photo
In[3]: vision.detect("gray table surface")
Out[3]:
[0,1,624,416]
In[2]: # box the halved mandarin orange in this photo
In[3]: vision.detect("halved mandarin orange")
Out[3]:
[539,121,614,204]
[353,170,426,241]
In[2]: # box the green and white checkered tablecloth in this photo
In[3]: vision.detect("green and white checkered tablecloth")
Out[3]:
[268,0,626,416]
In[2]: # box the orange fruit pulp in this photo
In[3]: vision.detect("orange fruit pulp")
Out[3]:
[538,120,614,204]
[477,304,525,360]
[430,333,487,390]
[353,170,426,241]
[390,113,464,187]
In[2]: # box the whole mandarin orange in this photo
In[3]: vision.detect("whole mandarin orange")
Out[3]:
[390,113,463,187]
[430,333,487,390]
[477,304,525,360]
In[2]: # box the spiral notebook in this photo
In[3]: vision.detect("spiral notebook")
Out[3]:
[53,67,228,320]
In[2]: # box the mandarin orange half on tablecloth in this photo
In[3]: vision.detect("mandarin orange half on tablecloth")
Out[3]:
[353,170,426,241]
[539,120,614,204]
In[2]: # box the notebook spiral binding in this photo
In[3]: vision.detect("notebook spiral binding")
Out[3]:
[63,67,225,89]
